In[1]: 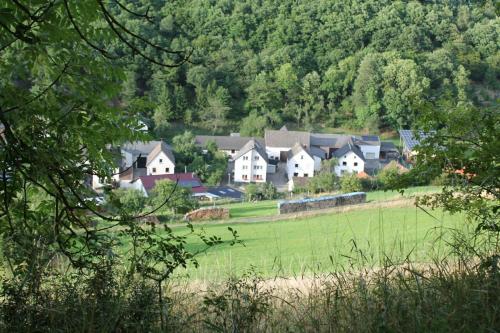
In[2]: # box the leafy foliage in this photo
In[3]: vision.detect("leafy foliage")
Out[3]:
[116,0,498,133]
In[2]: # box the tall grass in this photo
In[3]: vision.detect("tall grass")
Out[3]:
[1,216,498,332]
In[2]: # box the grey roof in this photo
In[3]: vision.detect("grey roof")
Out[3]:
[332,142,366,162]
[234,139,268,161]
[206,186,243,199]
[399,130,432,151]
[354,135,381,146]
[287,143,314,160]
[380,141,398,152]
[310,146,327,159]
[310,133,352,148]
[195,135,264,151]
[265,129,310,148]
[121,141,162,156]
[146,141,175,165]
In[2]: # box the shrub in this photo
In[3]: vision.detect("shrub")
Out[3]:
[340,173,363,193]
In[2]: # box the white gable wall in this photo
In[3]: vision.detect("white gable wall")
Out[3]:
[334,151,365,176]
[358,144,380,160]
[286,152,315,179]
[234,149,267,183]
[147,151,175,175]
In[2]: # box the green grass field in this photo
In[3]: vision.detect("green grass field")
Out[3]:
[221,186,440,219]
[168,204,467,281]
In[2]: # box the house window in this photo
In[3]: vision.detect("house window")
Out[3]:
[152,167,156,173]
[254,156,259,160]
[342,161,347,166]
[243,156,249,160]
[293,172,298,177]
[165,167,170,172]
[295,163,299,168]
[159,158,163,163]
[354,162,358,167]
[304,173,309,177]
[231,149,235,154]
[243,165,248,170]
[243,174,248,180]
[301,155,304,160]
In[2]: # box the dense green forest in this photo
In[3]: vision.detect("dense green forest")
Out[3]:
[116,0,499,135]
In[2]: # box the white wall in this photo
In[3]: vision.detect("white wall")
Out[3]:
[234,149,267,183]
[286,152,315,179]
[91,168,120,190]
[334,151,365,176]
[266,146,290,161]
[147,151,175,175]
[314,156,322,171]
[120,179,149,196]
[358,144,380,160]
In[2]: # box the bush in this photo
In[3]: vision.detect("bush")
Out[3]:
[244,183,279,201]
[340,173,363,193]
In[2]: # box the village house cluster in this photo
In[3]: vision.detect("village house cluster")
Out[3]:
[92,126,414,195]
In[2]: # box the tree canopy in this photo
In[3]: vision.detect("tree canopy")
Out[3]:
[116,0,498,134]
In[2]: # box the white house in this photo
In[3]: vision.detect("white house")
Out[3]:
[286,143,319,179]
[233,139,268,183]
[146,141,175,176]
[91,140,176,190]
[333,143,366,176]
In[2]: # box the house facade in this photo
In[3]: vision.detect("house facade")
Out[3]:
[91,140,175,190]
[146,142,175,176]
[333,143,366,176]
[233,139,268,183]
[286,143,319,179]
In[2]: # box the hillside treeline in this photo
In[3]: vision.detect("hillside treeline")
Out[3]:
[115,0,499,135]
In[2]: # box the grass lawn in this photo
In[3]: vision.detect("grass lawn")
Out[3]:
[222,186,441,219]
[168,205,467,281]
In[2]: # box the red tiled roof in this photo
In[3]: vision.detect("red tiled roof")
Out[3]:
[137,173,206,193]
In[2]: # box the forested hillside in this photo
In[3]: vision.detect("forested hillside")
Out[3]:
[115,0,499,135]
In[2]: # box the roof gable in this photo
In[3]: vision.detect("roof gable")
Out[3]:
[333,142,366,162]
[234,139,268,161]
[146,141,175,166]
[287,143,314,161]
